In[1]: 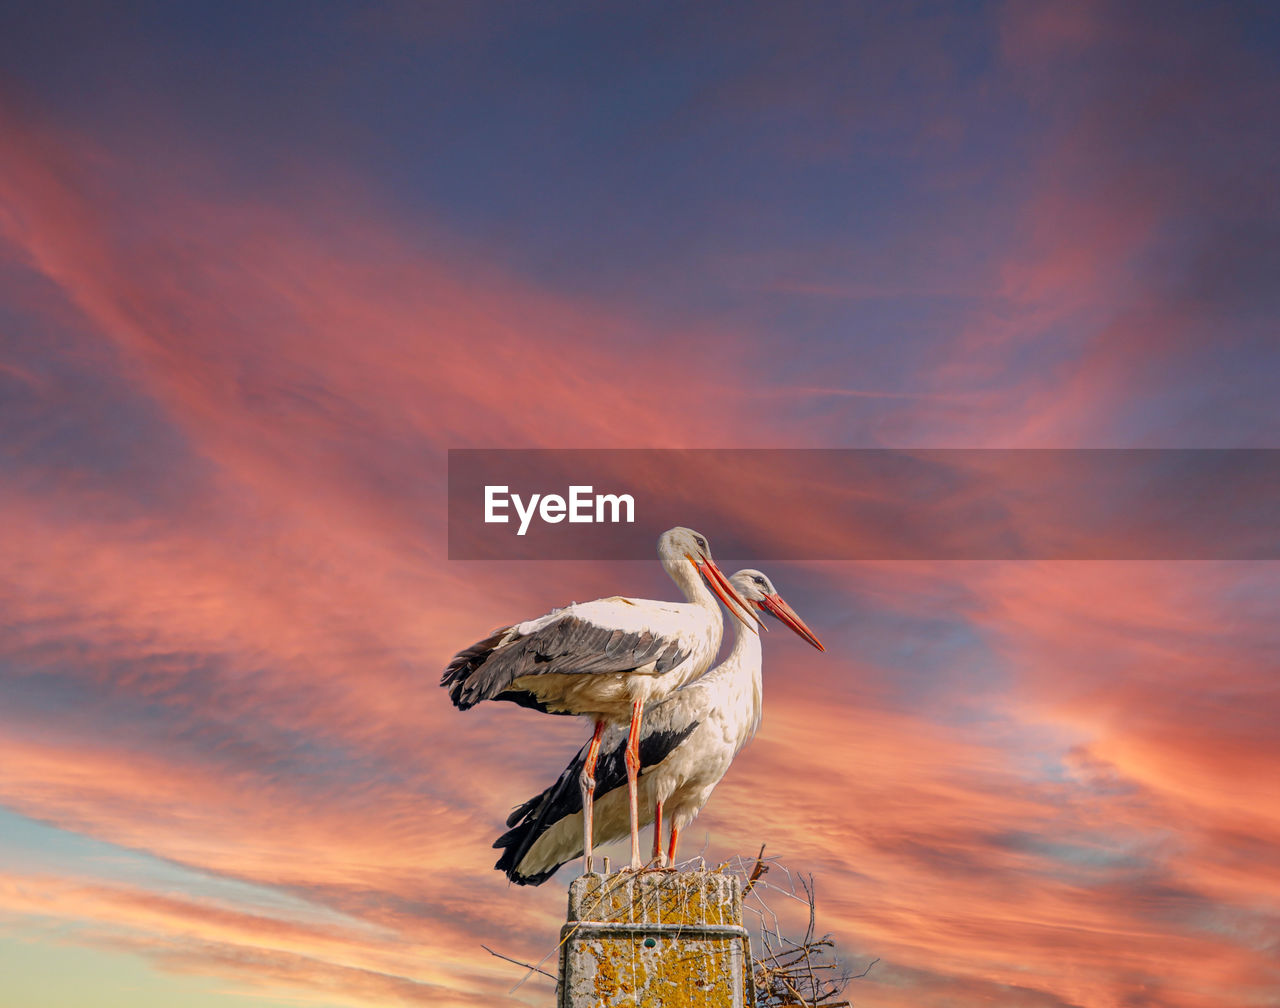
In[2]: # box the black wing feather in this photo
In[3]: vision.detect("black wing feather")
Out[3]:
[441,614,689,711]
[493,719,700,885]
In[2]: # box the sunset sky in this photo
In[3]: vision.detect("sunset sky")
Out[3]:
[2,3,1278,1007]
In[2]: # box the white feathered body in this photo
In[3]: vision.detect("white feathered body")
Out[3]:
[646,625,762,832]
[441,541,732,722]
[504,621,763,878]
[504,593,724,718]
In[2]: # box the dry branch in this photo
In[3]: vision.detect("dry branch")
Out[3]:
[479,849,878,1006]
[481,944,556,981]
[737,868,878,1007]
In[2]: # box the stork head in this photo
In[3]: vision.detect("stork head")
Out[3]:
[657,527,758,630]
[729,569,825,651]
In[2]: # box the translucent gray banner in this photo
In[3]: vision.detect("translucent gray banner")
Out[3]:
[448,449,1279,560]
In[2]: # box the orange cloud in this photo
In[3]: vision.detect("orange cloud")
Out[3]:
[1,16,1277,1004]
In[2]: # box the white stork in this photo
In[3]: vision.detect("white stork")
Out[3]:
[442,527,758,871]
[493,569,823,884]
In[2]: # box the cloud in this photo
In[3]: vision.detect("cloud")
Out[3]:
[1,4,1278,1005]
[0,870,511,1008]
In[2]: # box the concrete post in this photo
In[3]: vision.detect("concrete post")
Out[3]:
[558,870,756,1008]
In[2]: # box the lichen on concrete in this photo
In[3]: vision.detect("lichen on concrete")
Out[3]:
[558,869,754,1008]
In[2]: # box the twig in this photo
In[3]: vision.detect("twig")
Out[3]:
[743,843,770,895]
[481,944,556,981]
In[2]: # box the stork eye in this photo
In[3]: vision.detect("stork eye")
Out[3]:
[695,537,706,549]
[754,576,766,586]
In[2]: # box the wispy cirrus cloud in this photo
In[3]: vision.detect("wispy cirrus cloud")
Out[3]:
[1,2,1278,1006]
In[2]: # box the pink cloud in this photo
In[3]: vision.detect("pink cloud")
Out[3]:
[1,28,1277,1006]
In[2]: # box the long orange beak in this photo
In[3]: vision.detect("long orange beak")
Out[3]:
[758,592,825,651]
[688,553,761,631]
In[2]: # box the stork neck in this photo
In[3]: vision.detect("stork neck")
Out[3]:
[726,612,762,667]
[666,554,719,612]
[699,612,762,683]
[699,613,764,745]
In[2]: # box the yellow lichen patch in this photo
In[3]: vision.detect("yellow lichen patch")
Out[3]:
[560,870,752,1007]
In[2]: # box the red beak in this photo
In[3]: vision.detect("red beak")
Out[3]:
[689,553,761,632]
[758,592,825,651]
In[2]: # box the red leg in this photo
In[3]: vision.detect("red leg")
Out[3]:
[667,823,680,866]
[652,800,664,863]
[579,720,606,873]
[625,700,643,869]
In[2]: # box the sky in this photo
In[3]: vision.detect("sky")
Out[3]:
[0,2,1278,1007]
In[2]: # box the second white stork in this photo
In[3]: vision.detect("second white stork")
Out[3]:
[441,527,758,871]
[493,569,823,884]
